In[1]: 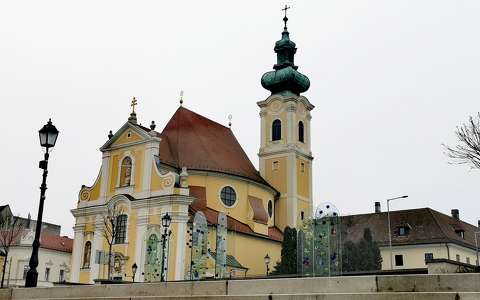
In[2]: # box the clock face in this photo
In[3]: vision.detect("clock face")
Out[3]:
[315,202,339,219]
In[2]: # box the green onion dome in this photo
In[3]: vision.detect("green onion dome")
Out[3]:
[261,17,310,95]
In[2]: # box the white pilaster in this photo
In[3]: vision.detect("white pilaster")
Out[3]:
[286,101,296,144]
[134,211,148,282]
[70,224,84,282]
[174,221,187,280]
[90,215,104,282]
[100,152,111,202]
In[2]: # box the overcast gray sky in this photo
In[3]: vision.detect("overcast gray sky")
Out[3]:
[1,1,479,236]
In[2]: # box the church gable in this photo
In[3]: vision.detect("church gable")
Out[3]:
[100,122,151,152]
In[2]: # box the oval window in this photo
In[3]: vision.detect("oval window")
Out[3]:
[220,186,237,207]
[268,200,273,218]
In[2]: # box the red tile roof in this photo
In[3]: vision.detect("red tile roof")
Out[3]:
[40,233,73,253]
[140,107,272,187]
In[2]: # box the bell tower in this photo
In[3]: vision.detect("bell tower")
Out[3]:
[258,10,314,230]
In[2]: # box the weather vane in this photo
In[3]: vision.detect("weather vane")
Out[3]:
[179,90,184,106]
[282,4,291,30]
[131,97,138,113]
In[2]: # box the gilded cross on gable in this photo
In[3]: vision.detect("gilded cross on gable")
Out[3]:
[131,97,138,113]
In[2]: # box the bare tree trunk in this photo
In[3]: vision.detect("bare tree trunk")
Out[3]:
[107,244,112,280]
[1,252,8,288]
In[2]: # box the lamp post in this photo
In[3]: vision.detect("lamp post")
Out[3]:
[131,263,138,283]
[264,254,271,276]
[386,195,408,270]
[160,213,172,282]
[25,119,59,287]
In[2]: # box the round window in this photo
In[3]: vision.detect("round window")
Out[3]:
[268,200,273,218]
[220,186,237,207]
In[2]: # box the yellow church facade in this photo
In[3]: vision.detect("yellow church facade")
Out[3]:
[70,14,314,283]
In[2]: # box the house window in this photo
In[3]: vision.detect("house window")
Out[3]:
[424,253,433,263]
[398,226,409,236]
[220,186,237,207]
[395,255,404,266]
[466,257,470,265]
[115,215,128,244]
[44,267,50,281]
[267,200,273,218]
[301,211,305,220]
[59,269,65,282]
[23,265,28,279]
[120,156,132,187]
[456,254,460,262]
[83,241,92,268]
[298,121,304,143]
[272,161,279,171]
[272,120,281,141]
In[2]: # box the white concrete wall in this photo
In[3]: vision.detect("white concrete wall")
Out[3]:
[4,245,71,287]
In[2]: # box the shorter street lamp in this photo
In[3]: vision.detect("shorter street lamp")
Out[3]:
[131,263,138,283]
[25,119,59,288]
[387,195,408,270]
[264,254,271,276]
[160,213,172,282]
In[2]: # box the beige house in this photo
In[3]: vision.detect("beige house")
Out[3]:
[342,205,480,270]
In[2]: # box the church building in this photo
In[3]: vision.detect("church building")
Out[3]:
[70,13,314,283]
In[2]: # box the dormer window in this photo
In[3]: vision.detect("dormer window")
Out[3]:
[398,226,410,236]
[120,156,132,187]
[455,229,465,239]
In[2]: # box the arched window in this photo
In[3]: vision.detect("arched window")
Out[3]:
[83,241,91,268]
[272,120,282,141]
[115,215,128,244]
[120,157,132,187]
[298,121,304,143]
[268,200,273,218]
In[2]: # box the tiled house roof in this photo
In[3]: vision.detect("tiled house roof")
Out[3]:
[341,208,479,250]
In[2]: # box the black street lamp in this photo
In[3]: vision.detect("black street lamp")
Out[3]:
[25,119,59,288]
[160,213,172,282]
[264,253,271,276]
[131,263,138,283]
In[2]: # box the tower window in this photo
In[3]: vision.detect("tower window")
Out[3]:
[301,162,305,173]
[220,186,237,207]
[115,214,128,244]
[268,200,273,218]
[298,121,304,143]
[120,156,132,187]
[272,119,281,141]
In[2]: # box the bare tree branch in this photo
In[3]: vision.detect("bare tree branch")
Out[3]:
[0,215,24,287]
[102,205,124,280]
[443,112,480,169]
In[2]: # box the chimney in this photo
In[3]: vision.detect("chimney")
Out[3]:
[27,213,31,229]
[451,209,459,220]
[477,220,480,228]
[375,202,381,213]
